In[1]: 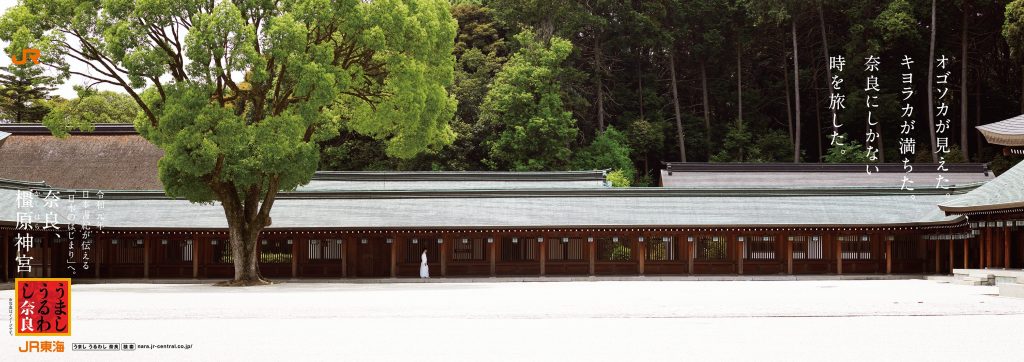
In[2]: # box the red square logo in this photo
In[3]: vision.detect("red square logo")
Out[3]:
[15,278,72,336]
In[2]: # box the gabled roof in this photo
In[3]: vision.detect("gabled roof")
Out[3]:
[939,160,1024,214]
[661,162,992,188]
[977,114,1024,146]
[0,184,968,230]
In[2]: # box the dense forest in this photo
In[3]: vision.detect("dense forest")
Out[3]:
[4,0,1024,185]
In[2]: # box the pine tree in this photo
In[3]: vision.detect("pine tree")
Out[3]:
[0,64,55,123]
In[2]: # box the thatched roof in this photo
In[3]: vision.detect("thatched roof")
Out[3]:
[0,124,612,192]
[0,130,164,190]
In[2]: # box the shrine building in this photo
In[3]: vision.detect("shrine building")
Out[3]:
[0,122,1021,281]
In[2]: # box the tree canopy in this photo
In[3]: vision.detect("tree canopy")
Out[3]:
[0,0,457,284]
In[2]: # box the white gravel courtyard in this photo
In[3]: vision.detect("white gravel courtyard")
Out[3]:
[3,279,1023,361]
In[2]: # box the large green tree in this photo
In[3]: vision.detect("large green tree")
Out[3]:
[1,0,457,285]
[43,86,140,129]
[480,30,577,171]
[0,63,56,123]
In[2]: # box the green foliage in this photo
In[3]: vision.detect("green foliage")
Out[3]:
[601,242,632,261]
[710,121,792,163]
[572,126,636,181]
[823,134,873,163]
[0,63,56,123]
[605,169,631,187]
[990,153,1024,176]
[480,30,578,171]
[1,0,458,281]
[875,0,921,47]
[44,87,140,136]
[1005,0,1024,60]
[259,252,293,264]
[915,144,968,163]
[710,121,753,162]
[1,0,458,203]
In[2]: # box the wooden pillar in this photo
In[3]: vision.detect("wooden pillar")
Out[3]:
[341,239,347,278]
[143,235,150,279]
[948,239,954,274]
[934,240,941,274]
[1004,227,1011,269]
[389,238,397,278]
[963,238,968,269]
[489,236,497,277]
[836,234,843,275]
[786,236,793,275]
[587,237,595,276]
[736,237,744,275]
[538,238,546,276]
[440,239,447,278]
[687,237,694,275]
[292,238,299,279]
[885,238,892,274]
[192,236,199,279]
[978,229,987,267]
[984,227,991,268]
[638,237,646,276]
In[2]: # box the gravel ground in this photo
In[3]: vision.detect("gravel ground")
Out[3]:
[2,280,1023,361]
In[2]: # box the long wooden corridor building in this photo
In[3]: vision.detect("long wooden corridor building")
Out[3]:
[0,124,1021,281]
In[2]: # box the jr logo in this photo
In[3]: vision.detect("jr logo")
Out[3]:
[11,48,40,65]
[19,340,65,352]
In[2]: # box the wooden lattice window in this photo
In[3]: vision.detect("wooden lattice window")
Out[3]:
[547,237,585,261]
[259,239,292,264]
[891,237,920,260]
[453,238,486,261]
[839,235,871,260]
[645,237,676,261]
[596,237,631,261]
[159,239,193,263]
[790,236,823,260]
[109,238,144,264]
[501,237,537,261]
[744,236,775,260]
[696,236,727,260]
[308,239,343,261]
[405,238,440,263]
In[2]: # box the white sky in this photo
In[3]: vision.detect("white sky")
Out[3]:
[0,0,124,99]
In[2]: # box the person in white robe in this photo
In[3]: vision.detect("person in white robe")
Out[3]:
[420,248,430,278]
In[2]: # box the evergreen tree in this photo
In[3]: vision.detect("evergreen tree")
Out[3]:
[480,30,578,171]
[0,63,55,123]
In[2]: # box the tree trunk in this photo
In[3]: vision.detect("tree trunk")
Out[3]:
[216,183,279,286]
[927,0,938,162]
[701,60,712,156]
[813,68,822,160]
[877,119,886,162]
[784,57,794,144]
[670,51,686,162]
[595,36,605,132]
[737,42,743,126]
[818,2,834,123]
[638,48,644,120]
[976,75,983,160]
[227,216,264,284]
[792,20,802,163]
[961,6,969,160]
